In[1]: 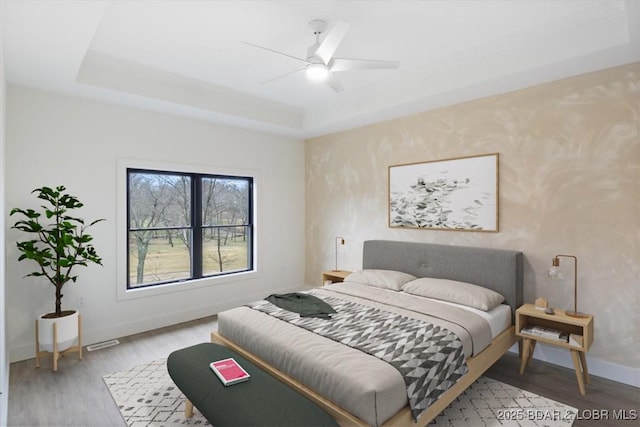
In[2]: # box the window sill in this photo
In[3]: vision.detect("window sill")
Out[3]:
[116,269,259,301]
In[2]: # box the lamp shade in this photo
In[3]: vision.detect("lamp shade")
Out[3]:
[547,265,564,280]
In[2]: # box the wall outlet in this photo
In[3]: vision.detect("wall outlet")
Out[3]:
[77,297,84,308]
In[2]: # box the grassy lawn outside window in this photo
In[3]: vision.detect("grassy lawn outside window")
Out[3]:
[127,169,253,289]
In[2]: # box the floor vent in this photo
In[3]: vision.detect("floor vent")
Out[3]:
[86,339,120,352]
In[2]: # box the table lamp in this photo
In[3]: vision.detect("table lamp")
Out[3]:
[334,237,345,271]
[548,254,587,318]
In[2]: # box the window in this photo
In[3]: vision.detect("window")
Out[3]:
[127,168,254,289]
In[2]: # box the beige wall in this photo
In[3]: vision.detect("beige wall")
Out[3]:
[305,63,639,380]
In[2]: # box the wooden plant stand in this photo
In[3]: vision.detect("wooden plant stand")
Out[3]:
[35,313,83,372]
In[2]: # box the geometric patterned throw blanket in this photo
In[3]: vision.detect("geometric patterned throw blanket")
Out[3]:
[247,290,468,421]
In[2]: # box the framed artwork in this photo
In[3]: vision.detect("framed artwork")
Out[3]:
[388,153,499,232]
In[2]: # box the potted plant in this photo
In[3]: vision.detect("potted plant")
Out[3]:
[10,185,104,361]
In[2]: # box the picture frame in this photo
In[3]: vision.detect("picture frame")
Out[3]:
[388,153,499,232]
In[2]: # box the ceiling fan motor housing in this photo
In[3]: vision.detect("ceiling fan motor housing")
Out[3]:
[307,19,326,62]
[308,19,327,35]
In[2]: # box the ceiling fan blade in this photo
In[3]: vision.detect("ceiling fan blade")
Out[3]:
[325,73,344,93]
[314,21,350,65]
[262,68,305,84]
[330,58,400,72]
[242,41,310,64]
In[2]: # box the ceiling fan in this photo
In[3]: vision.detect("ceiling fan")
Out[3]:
[244,19,400,93]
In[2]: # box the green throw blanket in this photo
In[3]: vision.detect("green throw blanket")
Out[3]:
[265,293,337,318]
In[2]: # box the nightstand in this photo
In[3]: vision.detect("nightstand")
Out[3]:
[321,270,351,286]
[516,303,594,395]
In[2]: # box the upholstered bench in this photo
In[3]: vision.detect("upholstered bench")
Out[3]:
[167,342,338,426]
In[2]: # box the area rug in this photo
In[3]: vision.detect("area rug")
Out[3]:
[103,359,577,427]
[430,376,577,426]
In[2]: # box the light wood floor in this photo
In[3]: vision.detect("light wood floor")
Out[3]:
[8,316,639,426]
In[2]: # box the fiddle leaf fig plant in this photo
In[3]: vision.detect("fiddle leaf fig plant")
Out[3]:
[10,185,105,318]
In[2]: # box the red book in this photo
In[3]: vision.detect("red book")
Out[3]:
[209,358,250,386]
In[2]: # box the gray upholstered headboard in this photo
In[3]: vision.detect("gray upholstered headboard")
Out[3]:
[362,240,523,320]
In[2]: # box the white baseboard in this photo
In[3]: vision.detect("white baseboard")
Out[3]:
[9,284,302,363]
[508,343,640,388]
[9,305,212,363]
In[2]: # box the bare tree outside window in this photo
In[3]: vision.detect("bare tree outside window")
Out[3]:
[202,178,251,275]
[127,170,253,289]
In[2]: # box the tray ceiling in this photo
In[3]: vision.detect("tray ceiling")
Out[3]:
[2,1,638,138]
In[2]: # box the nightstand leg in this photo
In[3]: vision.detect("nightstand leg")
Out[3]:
[528,340,536,366]
[517,339,523,359]
[520,338,534,375]
[571,350,586,395]
[578,351,590,384]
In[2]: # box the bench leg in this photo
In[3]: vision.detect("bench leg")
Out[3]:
[185,399,194,418]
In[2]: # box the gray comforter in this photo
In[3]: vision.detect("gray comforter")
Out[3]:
[217,283,491,427]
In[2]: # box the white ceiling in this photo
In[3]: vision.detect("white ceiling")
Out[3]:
[2,0,639,138]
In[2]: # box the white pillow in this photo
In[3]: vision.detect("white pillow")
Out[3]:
[402,277,505,311]
[344,269,417,291]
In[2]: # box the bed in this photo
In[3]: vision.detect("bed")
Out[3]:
[212,240,523,426]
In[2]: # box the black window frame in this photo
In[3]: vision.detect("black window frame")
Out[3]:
[126,167,254,289]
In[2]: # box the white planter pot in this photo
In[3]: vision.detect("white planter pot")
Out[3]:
[37,310,79,353]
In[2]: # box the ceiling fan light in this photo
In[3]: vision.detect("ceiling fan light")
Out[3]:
[306,63,329,81]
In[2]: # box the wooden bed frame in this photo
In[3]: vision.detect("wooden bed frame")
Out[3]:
[213,240,524,426]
